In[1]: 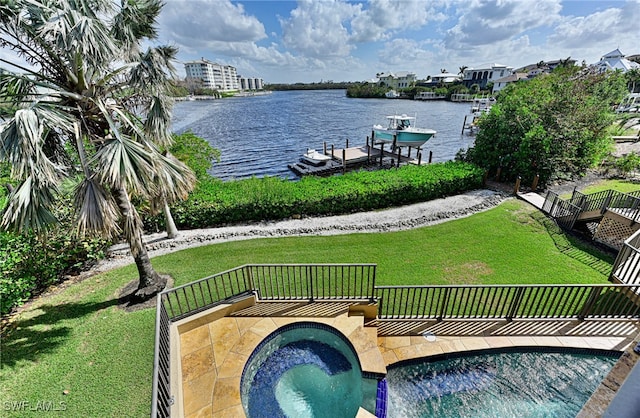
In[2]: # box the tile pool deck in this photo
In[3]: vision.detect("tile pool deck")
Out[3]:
[172,299,640,418]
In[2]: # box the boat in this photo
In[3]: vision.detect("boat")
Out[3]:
[385,90,400,99]
[301,149,331,166]
[372,114,436,148]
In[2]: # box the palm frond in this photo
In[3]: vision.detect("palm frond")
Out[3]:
[152,151,196,203]
[42,6,118,72]
[92,136,155,197]
[0,108,61,184]
[112,0,163,52]
[1,175,58,234]
[73,176,120,238]
[144,95,173,147]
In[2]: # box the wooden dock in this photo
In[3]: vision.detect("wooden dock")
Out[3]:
[288,141,432,177]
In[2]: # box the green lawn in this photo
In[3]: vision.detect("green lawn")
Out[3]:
[561,178,640,198]
[0,199,615,417]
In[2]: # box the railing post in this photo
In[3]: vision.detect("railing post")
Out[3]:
[578,287,603,320]
[307,265,314,302]
[370,265,377,303]
[437,288,451,321]
[506,287,525,321]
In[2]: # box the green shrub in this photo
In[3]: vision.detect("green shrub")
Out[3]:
[0,227,108,315]
[615,152,640,176]
[152,162,484,229]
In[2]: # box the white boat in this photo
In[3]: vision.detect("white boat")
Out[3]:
[372,114,436,148]
[301,149,331,166]
[385,90,400,99]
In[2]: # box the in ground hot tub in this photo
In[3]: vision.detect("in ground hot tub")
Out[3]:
[240,322,377,417]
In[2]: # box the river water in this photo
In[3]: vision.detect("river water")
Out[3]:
[171,90,475,180]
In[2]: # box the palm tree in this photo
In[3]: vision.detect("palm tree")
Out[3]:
[458,66,468,76]
[0,0,195,300]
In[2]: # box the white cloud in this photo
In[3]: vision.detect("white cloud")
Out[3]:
[548,1,639,51]
[444,0,562,50]
[279,0,360,58]
[351,0,447,42]
[159,0,266,48]
[378,38,435,67]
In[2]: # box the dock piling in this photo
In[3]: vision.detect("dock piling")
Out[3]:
[531,174,539,191]
[342,149,346,173]
[514,176,521,195]
[428,150,433,164]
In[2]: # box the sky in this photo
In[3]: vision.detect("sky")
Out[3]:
[156,0,640,84]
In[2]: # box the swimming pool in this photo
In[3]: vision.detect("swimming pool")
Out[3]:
[385,348,620,418]
[240,322,378,417]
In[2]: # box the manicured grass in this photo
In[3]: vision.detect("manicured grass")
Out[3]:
[560,178,640,199]
[0,199,614,417]
[580,178,640,195]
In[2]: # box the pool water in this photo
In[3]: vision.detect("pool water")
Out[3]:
[241,323,377,418]
[385,349,619,418]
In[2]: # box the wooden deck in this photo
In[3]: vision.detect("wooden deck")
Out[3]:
[288,144,429,176]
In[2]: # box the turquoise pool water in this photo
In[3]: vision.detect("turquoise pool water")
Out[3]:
[385,349,619,418]
[240,323,377,418]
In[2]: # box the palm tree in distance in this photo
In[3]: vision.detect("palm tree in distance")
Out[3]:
[0,0,195,301]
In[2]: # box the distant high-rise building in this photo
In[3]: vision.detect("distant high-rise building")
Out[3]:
[237,76,264,91]
[184,58,239,91]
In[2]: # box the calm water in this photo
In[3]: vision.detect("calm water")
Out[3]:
[171,90,474,180]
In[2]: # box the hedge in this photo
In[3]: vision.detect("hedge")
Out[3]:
[146,161,484,230]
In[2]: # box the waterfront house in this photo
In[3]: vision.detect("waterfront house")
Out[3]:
[461,63,513,90]
[592,49,640,73]
[418,72,461,88]
[376,71,417,90]
[514,58,577,79]
[492,72,529,94]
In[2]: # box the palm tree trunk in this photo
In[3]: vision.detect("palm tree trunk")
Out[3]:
[113,185,167,299]
[163,197,179,239]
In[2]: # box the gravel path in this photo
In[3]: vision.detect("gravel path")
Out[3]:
[95,189,509,273]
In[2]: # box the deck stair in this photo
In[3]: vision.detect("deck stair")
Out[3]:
[539,189,640,250]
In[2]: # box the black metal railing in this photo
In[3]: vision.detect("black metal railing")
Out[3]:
[249,264,377,301]
[161,265,253,321]
[376,283,640,320]
[151,297,172,418]
[160,263,377,321]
